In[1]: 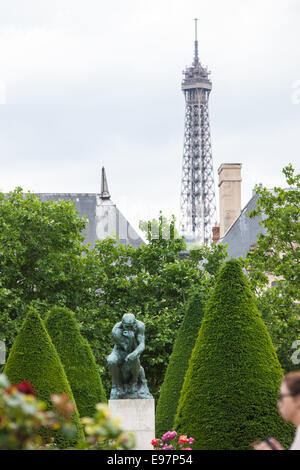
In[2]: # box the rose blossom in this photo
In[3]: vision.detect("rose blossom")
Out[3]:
[162,431,172,442]
[163,444,173,450]
[7,381,36,397]
[178,435,188,445]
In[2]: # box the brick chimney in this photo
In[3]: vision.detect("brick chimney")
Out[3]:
[218,163,242,238]
[212,225,220,244]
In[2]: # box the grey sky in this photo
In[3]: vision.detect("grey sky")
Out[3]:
[0,0,299,234]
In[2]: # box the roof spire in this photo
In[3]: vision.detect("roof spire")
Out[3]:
[193,18,199,65]
[100,166,111,200]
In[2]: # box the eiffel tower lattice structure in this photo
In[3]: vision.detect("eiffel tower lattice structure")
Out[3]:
[179,19,216,245]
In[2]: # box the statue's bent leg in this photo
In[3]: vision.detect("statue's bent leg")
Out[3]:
[107,351,123,398]
[139,365,148,385]
[138,365,152,397]
[129,358,140,393]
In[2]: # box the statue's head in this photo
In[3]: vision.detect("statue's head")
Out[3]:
[122,313,136,330]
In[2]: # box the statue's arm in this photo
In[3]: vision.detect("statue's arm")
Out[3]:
[126,323,145,361]
[112,323,126,350]
[135,328,145,355]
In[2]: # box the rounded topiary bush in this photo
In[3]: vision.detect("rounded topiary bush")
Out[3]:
[4,308,84,448]
[155,290,206,436]
[174,259,295,450]
[45,306,106,418]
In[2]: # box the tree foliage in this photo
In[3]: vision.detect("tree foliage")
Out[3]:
[174,259,294,450]
[155,289,207,436]
[0,188,93,351]
[4,308,84,448]
[45,306,106,418]
[244,165,300,372]
[139,212,179,240]
[254,290,300,373]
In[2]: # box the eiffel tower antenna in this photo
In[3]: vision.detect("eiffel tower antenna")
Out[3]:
[194,18,199,64]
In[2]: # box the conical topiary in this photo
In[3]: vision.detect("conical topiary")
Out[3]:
[45,306,106,417]
[155,290,206,436]
[4,308,84,448]
[174,259,295,450]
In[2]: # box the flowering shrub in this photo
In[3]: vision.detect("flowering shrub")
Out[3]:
[0,374,135,450]
[78,403,135,450]
[151,431,194,450]
[0,374,75,450]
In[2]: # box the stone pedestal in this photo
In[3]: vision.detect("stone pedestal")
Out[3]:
[109,399,155,450]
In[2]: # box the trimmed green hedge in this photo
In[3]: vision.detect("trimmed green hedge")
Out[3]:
[4,308,84,448]
[174,259,294,450]
[155,290,206,436]
[45,306,106,417]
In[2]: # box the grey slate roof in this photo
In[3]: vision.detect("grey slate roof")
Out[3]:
[218,192,267,259]
[35,192,145,250]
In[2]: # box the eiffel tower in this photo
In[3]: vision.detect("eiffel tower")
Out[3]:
[179,19,216,245]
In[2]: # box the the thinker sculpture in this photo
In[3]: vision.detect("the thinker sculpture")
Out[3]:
[107,313,153,400]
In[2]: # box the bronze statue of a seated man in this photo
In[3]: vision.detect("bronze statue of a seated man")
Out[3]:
[107,313,153,399]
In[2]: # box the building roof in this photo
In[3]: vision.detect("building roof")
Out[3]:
[36,168,145,250]
[218,192,267,259]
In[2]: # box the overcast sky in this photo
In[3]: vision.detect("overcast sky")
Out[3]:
[0,0,299,233]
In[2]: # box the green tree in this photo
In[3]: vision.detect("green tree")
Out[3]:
[155,289,207,436]
[45,306,106,417]
[0,188,93,351]
[139,212,179,240]
[254,290,300,373]
[174,259,294,450]
[245,165,300,372]
[4,308,84,448]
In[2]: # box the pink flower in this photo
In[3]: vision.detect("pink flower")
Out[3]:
[162,431,171,442]
[163,444,173,450]
[178,435,188,445]
[162,430,178,442]
[188,437,194,444]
